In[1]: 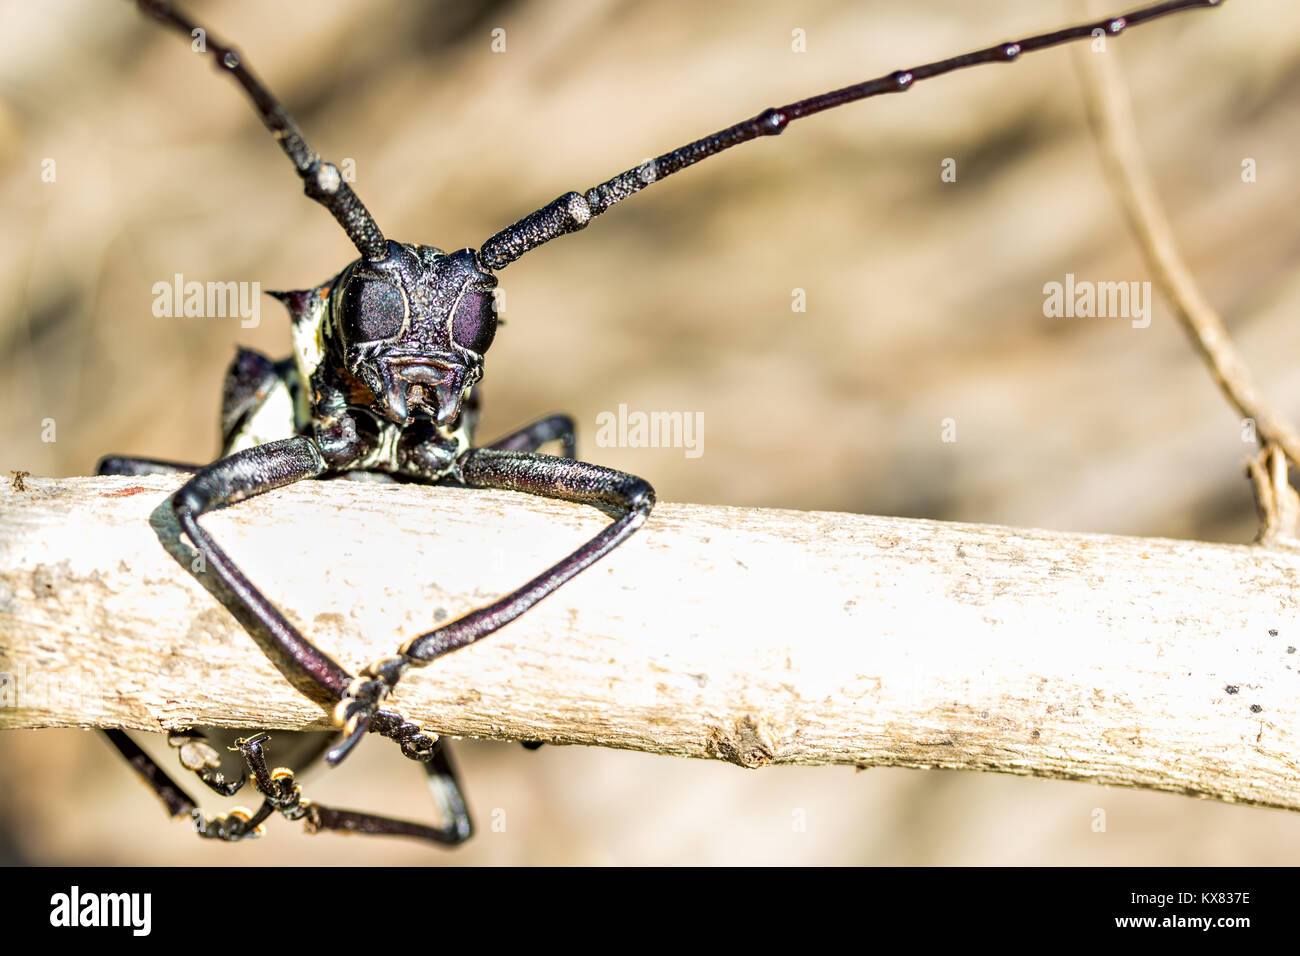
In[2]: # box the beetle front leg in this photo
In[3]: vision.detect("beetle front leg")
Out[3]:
[329,448,654,765]
[488,416,582,748]
[176,436,447,766]
[171,437,356,699]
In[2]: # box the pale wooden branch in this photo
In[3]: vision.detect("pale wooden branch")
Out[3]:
[1,475,1298,811]
[1073,5,1300,494]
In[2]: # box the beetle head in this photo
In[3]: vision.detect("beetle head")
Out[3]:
[325,241,497,428]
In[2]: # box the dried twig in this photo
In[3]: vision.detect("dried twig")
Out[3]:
[1073,0,1300,540]
[2,476,1298,810]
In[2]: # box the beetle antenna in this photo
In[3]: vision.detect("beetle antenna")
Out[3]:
[479,0,1222,270]
[136,0,389,262]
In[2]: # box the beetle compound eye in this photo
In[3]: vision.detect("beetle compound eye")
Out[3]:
[340,278,406,342]
[451,290,497,355]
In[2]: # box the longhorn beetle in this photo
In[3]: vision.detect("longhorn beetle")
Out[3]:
[98,0,1225,847]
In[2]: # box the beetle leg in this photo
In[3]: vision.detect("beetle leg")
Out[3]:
[158,438,457,789]
[164,729,245,797]
[97,455,199,477]
[419,448,654,658]
[189,733,472,845]
[104,729,468,845]
[487,413,576,459]
[303,737,472,844]
[471,419,580,753]
[99,460,236,795]
[104,729,198,819]
[170,437,352,699]
[104,730,274,843]
[331,448,653,765]
[419,736,474,843]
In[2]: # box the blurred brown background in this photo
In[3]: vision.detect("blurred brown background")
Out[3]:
[2,0,1299,864]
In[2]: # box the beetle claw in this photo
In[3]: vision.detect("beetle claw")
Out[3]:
[326,710,370,766]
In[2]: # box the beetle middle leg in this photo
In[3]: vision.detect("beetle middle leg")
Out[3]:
[97,456,199,477]
[331,447,654,764]
[98,456,247,801]
[189,733,471,844]
[161,728,338,797]
[103,729,199,819]
[487,413,576,459]
[106,727,471,844]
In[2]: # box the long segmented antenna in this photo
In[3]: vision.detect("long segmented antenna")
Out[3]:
[479,0,1223,270]
[136,0,389,262]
